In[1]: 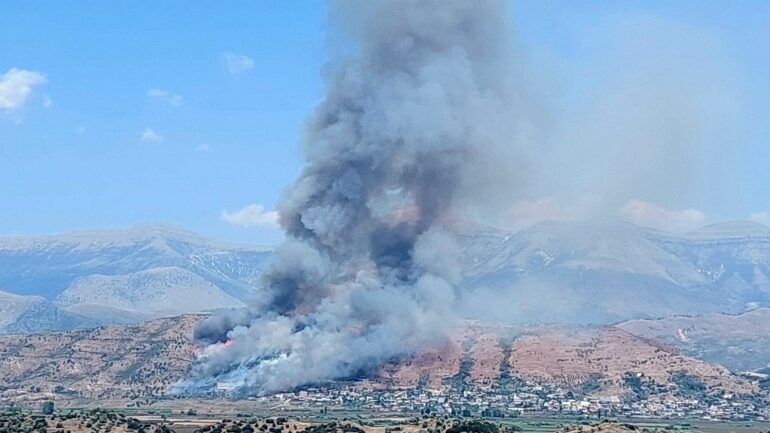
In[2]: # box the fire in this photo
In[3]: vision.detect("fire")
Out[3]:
[191,339,235,360]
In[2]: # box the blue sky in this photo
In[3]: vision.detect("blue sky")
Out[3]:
[2,1,770,244]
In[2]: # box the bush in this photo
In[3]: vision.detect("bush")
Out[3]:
[445,420,500,433]
[672,371,706,395]
[42,402,55,416]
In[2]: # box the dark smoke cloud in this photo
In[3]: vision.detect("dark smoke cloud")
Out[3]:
[177,0,527,395]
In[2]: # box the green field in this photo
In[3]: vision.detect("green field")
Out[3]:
[4,404,769,433]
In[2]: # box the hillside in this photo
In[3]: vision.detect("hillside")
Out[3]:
[0,289,103,334]
[0,315,201,402]
[0,225,271,330]
[369,323,757,399]
[619,308,770,372]
[457,220,770,323]
[0,224,271,299]
[0,315,761,405]
[56,267,245,317]
[3,220,770,333]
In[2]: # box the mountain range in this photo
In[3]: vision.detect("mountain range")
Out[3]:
[0,224,271,333]
[457,219,770,323]
[2,220,770,333]
[0,289,102,334]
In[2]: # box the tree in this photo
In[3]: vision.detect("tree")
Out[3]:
[42,401,55,415]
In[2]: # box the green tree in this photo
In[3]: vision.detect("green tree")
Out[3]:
[42,401,55,415]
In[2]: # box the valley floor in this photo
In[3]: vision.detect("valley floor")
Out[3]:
[1,407,769,433]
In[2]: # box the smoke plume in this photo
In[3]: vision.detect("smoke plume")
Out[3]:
[179,0,523,394]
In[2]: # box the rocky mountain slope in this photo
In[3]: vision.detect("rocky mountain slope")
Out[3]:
[457,220,770,323]
[0,289,103,334]
[2,220,770,333]
[0,225,271,331]
[619,308,770,372]
[0,315,762,404]
[56,267,245,317]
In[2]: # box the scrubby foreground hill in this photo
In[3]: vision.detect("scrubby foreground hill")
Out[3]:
[1,314,766,407]
[0,315,200,402]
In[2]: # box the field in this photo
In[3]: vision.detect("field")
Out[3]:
[2,406,769,433]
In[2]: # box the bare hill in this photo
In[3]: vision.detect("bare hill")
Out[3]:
[3,315,759,404]
[0,315,201,402]
[619,308,770,372]
[370,323,757,399]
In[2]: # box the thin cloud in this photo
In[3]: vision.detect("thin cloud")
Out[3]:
[220,204,279,228]
[0,68,47,112]
[147,87,184,106]
[620,199,706,232]
[223,52,255,74]
[195,144,211,152]
[141,127,164,142]
[509,197,570,229]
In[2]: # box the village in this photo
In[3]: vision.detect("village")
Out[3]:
[242,382,770,422]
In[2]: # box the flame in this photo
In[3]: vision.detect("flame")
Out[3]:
[191,339,235,360]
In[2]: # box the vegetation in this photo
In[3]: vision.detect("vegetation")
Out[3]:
[581,373,604,394]
[41,402,55,416]
[443,339,475,394]
[0,409,164,433]
[671,370,706,396]
[623,372,649,401]
[443,419,521,433]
